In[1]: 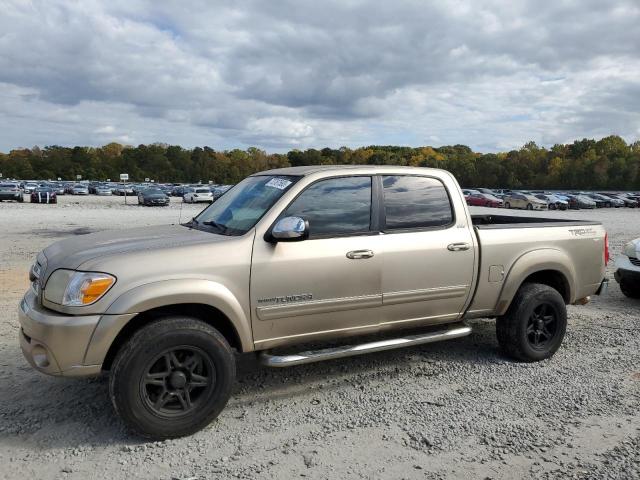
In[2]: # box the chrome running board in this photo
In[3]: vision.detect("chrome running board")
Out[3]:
[259,325,472,367]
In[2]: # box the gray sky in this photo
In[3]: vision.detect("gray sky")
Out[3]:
[1,0,639,152]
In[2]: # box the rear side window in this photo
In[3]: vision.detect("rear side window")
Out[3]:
[382,176,453,230]
[284,176,372,237]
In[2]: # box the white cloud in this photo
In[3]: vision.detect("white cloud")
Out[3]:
[0,0,638,152]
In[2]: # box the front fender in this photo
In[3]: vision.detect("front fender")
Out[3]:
[495,248,577,315]
[83,279,252,365]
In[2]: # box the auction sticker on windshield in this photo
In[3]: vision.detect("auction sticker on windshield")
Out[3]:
[265,178,292,190]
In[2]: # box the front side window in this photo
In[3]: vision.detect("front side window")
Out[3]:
[195,175,299,235]
[284,176,372,237]
[382,175,453,230]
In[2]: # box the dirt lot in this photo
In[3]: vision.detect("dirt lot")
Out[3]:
[0,195,638,480]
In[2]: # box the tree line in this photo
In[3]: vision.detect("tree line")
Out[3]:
[1,135,639,190]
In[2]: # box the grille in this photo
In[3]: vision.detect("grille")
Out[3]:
[630,257,640,267]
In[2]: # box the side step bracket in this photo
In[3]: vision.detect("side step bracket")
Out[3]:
[259,325,472,367]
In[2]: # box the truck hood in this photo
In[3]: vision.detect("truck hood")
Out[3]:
[42,224,232,275]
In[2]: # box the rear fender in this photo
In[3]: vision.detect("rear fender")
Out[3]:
[495,248,576,315]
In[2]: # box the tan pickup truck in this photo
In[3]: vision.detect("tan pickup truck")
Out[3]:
[18,166,609,438]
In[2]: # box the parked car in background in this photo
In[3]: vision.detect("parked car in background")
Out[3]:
[535,194,568,210]
[0,183,24,202]
[95,186,113,196]
[212,184,233,201]
[113,185,135,196]
[71,184,89,195]
[137,187,170,206]
[183,187,213,203]
[575,194,598,209]
[465,191,503,208]
[22,182,39,193]
[614,238,640,298]
[503,192,548,210]
[599,193,634,208]
[585,193,614,208]
[171,185,188,197]
[51,183,66,195]
[30,186,57,204]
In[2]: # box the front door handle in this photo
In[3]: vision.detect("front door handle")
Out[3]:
[447,242,471,252]
[346,249,374,259]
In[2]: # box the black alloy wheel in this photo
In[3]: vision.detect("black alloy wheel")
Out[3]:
[140,346,215,418]
[525,303,558,351]
[109,316,236,439]
[496,283,567,362]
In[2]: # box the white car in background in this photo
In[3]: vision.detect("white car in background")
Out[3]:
[183,187,213,203]
[95,186,112,195]
[23,182,39,193]
[71,184,89,195]
[614,238,640,298]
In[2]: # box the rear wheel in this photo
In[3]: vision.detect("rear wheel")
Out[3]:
[109,317,236,439]
[496,283,567,362]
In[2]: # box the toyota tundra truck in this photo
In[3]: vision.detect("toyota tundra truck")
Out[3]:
[18,166,609,438]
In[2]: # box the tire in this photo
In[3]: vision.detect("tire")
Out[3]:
[504,202,511,209]
[526,203,533,210]
[17,196,23,203]
[549,203,556,210]
[109,316,236,439]
[496,283,567,362]
[620,279,640,299]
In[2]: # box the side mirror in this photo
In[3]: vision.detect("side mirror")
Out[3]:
[270,216,308,242]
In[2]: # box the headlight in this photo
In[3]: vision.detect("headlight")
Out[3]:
[624,241,638,258]
[45,270,116,306]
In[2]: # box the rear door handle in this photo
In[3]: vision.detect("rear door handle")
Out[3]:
[346,249,374,259]
[447,243,471,252]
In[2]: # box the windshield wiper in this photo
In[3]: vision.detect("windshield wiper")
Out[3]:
[202,220,228,233]
[183,217,199,227]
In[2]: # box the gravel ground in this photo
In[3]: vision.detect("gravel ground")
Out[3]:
[0,196,638,480]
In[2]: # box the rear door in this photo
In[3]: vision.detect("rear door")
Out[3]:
[379,175,475,328]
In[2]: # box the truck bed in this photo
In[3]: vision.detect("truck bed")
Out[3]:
[465,213,606,319]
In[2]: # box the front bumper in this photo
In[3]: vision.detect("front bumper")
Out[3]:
[613,255,640,286]
[18,289,102,377]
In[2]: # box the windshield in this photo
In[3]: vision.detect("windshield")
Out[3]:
[144,188,164,195]
[193,175,299,236]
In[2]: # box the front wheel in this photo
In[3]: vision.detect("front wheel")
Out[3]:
[526,203,533,210]
[504,202,511,209]
[496,283,567,362]
[549,203,557,210]
[109,317,236,439]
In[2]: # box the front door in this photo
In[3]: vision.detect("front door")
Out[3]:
[250,176,383,349]
[378,175,475,328]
